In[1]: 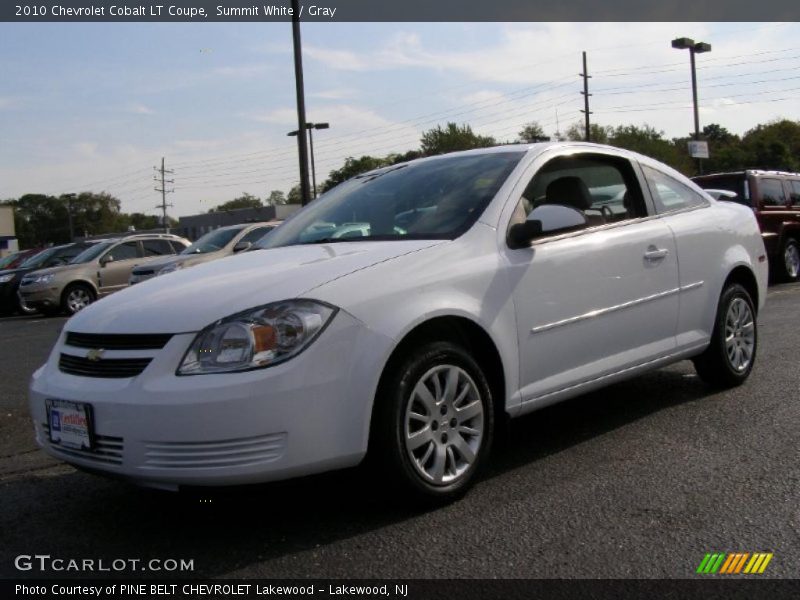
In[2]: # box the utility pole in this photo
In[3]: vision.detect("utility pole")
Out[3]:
[580,51,593,142]
[291,0,312,206]
[153,157,174,233]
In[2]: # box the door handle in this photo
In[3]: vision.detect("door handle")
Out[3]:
[644,248,669,261]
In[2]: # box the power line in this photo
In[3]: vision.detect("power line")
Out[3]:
[153,157,174,232]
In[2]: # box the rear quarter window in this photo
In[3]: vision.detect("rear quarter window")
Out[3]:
[759,178,787,207]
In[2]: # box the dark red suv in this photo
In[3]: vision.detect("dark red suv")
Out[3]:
[693,170,800,281]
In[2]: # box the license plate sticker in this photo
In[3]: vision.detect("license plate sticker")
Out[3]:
[46,399,94,450]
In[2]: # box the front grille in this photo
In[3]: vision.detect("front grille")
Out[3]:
[65,332,172,350]
[59,353,151,378]
[42,423,124,465]
[143,433,287,469]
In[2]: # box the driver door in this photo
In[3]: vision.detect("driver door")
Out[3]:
[504,151,680,405]
[98,241,141,295]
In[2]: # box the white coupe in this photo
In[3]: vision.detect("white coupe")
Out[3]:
[30,143,768,500]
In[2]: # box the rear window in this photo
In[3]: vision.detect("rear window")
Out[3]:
[692,174,750,207]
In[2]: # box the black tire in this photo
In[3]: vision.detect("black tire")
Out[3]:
[692,283,757,388]
[61,283,96,316]
[778,238,800,282]
[371,341,494,503]
[15,293,37,316]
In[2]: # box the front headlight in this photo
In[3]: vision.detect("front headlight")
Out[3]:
[159,263,182,276]
[177,299,337,375]
[23,273,54,285]
[0,274,14,284]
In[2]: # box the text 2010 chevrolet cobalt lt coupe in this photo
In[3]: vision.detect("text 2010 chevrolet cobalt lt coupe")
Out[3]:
[30,143,768,500]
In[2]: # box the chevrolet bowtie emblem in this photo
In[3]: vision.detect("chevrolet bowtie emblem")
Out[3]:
[86,348,105,362]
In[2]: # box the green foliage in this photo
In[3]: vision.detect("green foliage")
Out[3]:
[565,122,613,144]
[287,185,302,204]
[518,121,548,143]
[208,193,262,213]
[739,119,800,172]
[420,122,496,156]
[265,190,288,206]
[321,155,394,193]
[609,124,693,174]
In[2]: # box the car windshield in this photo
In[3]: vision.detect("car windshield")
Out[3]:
[257,151,525,249]
[0,252,22,269]
[69,242,112,264]
[181,227,244,254]
[19,247,58,269]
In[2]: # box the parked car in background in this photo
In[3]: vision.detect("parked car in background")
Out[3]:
[703,189,739,202]
[0,242,99,315]
[30,143,767,501]
[128,221,281,285]
[0,248,42,271]
[19,233,189,315]
[693,170,800,281]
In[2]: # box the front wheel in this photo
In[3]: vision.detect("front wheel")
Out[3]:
[61,284,95,316]
[372,341,494,502]
[693,283,757,388]
[780,238,800,282]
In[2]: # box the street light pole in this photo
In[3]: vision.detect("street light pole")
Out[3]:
[672,37,711,175]
[288,122,329,200]
[290,0,311,206]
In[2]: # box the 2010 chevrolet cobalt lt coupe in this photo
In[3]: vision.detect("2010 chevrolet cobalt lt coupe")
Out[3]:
[30,143,768,500]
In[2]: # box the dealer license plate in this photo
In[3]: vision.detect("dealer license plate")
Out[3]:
[46,399,94,450]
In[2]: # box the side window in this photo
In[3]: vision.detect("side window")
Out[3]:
[641,166,709,214]
[104,241,139,262]
[760,178,786,207]
[789,180,800,207]
[508,153,645,232]
[142,239,175,257]
[170,240,188,253]
[239,227,270,245]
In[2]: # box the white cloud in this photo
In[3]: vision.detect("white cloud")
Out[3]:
[310,88,356,100]
[129,103,154,115]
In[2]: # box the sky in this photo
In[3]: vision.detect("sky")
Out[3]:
[1,21,799,218]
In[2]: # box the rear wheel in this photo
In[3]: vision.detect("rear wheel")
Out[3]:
[61,284,95,316]
[693,283,757,388]
[371,341,494,502]
[780,238,800,282]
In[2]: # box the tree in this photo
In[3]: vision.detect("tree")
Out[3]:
[420,122,496,156]
[265,190,288,206]
[609,124,693,174]
[321,155,393,192]
[518,121,548,143]
[739,119,800,172]
[208,193,262,213]
[564,121,612,144]
[287,185,302,204]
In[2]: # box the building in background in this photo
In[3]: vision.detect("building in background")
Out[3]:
[174,204,301,241]
[0,206,19,257]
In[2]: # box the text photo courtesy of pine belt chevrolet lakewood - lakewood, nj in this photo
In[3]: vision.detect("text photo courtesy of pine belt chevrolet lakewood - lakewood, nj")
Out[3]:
[3,2,800,596]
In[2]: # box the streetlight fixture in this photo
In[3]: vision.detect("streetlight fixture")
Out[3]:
[671,36,712,173]
[287,122,330,199]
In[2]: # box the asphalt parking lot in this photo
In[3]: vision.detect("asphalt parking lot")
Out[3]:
[1,284,799,579]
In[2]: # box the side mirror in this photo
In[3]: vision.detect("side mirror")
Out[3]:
[507,205,588,249]
[233,241,252,253]
[100,255,113,266]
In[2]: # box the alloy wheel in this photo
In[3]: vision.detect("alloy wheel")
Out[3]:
[724,297,755,372]
[403,364,484,485]
[784,242,800,279]
[67,288,92,313]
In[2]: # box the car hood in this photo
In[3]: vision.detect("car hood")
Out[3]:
[21,262,86,278]
[67,240,445,334]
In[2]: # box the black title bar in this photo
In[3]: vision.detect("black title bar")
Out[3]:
[2,0,800,22]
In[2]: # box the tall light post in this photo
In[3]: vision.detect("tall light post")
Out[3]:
[671,37,711,174]
[290,0,311,205]
[287,122,330,199]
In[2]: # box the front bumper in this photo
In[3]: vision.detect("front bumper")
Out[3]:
[19,284,61,310]
[29,310,394,489]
